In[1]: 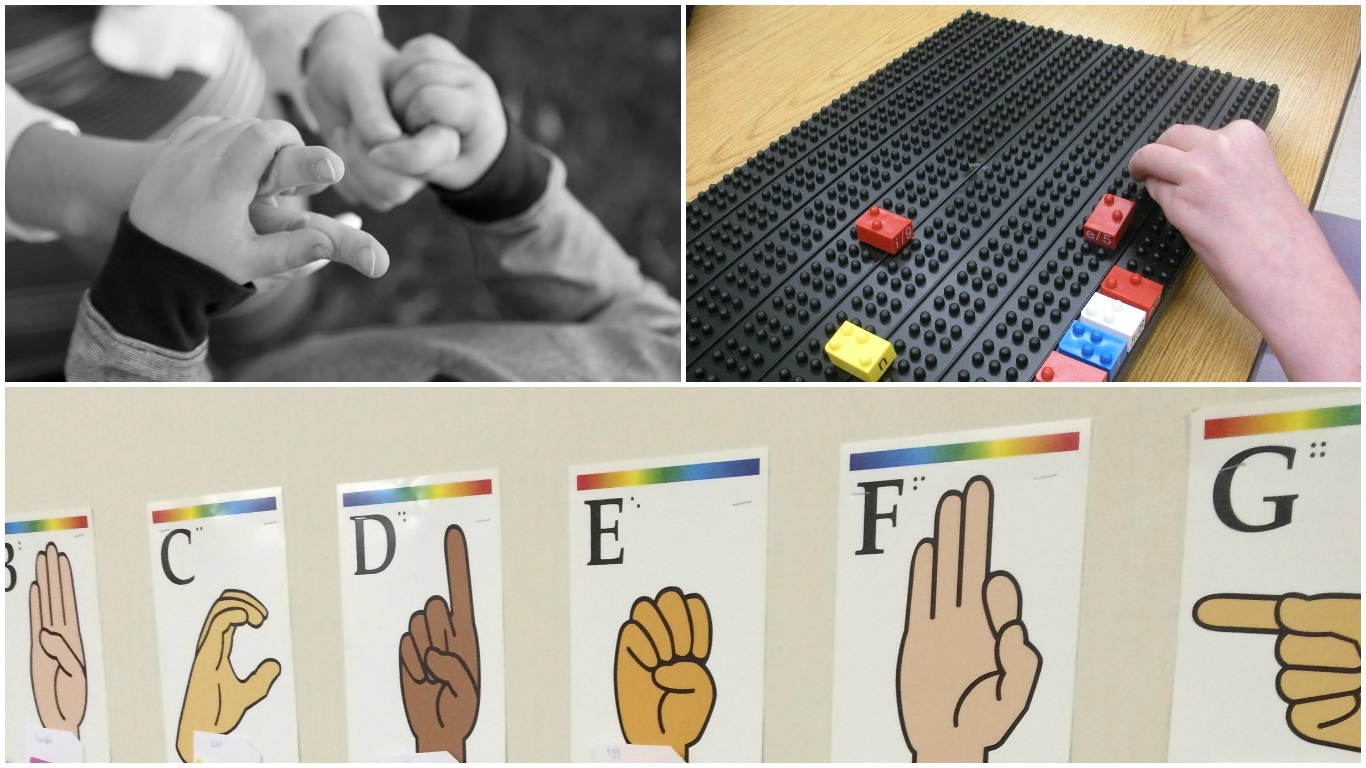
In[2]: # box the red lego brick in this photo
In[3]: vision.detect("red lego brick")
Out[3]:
[1034,350,1108,382]
[1098,265,1163,318]
[855,206,914,253]
[1082,193,1135,249]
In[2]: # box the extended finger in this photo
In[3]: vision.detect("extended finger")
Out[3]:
[1278,594,1361,644]
[632,597,674,662]
[1278,634,1360,670]
[368,125,461,177]
[443,525,476,643]
[985,571,1022,635]
[39,629,82,674]
[1287,695,1360,748]
[238,658,282,708]
[617,620,659,669]
[249,204,390,278]
[425,595,455,653]
[655,588,693,657]
[29,582,43,647]
[932,487,965,610]
[37,545,53,627]
[1193,594,1280,633]
[1278,669,1361,702]
[400,632,426,682]
[56,553,83,661]
[960,476,994,598]
[908,539,934,623]
[259,145,344,197]
[686,595,711,660]
[1127,142,1189,184]
[1153,123,1210,152]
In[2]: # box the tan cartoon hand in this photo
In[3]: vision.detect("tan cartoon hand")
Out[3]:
[29,543,87,737]
[614,587,716,761]
[1195,592,1361,752]
[400,525,481,761]
[175,590,281,762]
[898,476,1042,762]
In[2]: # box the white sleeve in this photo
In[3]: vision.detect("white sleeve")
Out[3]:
[5,84,79,242]
[224,5,382,128]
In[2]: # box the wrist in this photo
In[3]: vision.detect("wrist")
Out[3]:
[911,743,985,762]
[414,734,465,762]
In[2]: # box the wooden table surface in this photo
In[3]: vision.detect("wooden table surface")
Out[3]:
[686,6,1360,381]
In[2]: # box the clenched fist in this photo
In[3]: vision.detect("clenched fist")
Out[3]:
[399,525,481,761]
[1195,592,1361,752]
[614,588,715,761]
[898,477,1041,762]
[176,590,281,762]
[29,543,87,738]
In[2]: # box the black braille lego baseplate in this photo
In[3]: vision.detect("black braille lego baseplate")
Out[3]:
[685,11,1278,382]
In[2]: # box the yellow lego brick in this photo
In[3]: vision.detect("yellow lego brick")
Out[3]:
[824,321,896,382]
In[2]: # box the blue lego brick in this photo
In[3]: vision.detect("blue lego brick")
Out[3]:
[1056,321,1127,375]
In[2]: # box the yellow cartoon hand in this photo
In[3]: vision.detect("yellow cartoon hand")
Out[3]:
[175,590,281,762]
[614,588,716,761]
[29,543,87,737]
[898,477,1042,762]
[1195,592,1360,751]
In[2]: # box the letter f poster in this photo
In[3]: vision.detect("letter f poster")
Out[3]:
[1169,397,1360,761]
[336,471,506,762]
[830,420,1091,761]
[569,448,769,762]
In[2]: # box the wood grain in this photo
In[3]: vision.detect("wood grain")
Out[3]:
[685,6,1360,381]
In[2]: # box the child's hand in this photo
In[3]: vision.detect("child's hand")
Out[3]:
[129,117,390,285]
[374,35,509,191]
[1129,120,1359,381]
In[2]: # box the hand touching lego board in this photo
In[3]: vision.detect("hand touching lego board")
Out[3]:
[569,449,769,762]
[5,509,110,762]
[336,472,506,762]
[146,488,299,762]
[1169,399,1360,761]
[830,421,1092,761]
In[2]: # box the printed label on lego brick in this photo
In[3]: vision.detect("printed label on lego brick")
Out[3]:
[568,449,769,762]
[5,509,110,763]
[336,472,506,762]
[1168,397,1360,762]
[830,420,1091,761]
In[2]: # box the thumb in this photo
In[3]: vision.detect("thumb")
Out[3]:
[39,629,83,675]
[424,648,478,699]
[994,622,1041,715]
[653,661,714,696]
[237,658,281,708]
[345,72,404,145]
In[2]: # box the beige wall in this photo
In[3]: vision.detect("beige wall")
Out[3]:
[5,386,1354,761]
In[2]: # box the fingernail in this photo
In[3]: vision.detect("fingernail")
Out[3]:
[313,244,332,262]
[362,246,376,276]
[314,158,337,183]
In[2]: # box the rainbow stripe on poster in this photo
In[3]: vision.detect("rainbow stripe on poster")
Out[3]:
[5,514,89,535]
[342,479,493,508]
[577,458,761,490]
[151,496,277,524]
[850,431,1080,471]
[1204,404,1360,439]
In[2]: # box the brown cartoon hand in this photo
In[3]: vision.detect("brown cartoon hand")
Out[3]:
[897,477,1042,762]
[176,590,281,762]
[400,525,480,761]
[614,587,715,761]
[1195,592,1361,752]
[29,543,87,737]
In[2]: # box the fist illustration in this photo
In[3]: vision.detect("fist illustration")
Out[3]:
[898,477,1042,762]
[29,543,87,737]
[176,590,281,762]
[614,587,715,761]
[1195,592,1360,752]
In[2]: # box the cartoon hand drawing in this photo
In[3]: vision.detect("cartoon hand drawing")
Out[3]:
[1195,592,1361,752]
[897,476,1042,762]
[176,589,281,762]
[29,542,88,737]
[614,587,715,761]
[400,525,481,761]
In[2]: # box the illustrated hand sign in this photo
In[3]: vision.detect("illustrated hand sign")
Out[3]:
[400,525,481,761]
[614,587,715,761]
[29,543,87,737]
[1195,592,1361,752]
[898,476,1042,762]
[176,590,281,762]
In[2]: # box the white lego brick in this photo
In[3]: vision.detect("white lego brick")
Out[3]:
[1080,292,1146,349]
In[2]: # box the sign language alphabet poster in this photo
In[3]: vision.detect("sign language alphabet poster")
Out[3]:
[830,421,1092,762]
[569,449,769,762]
[1169,399,1360,761]
[336,472,506,762]
[147,488,299,762]
[5,509,110,762]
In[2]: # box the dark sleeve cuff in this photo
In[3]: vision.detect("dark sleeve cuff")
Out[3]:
[88,215,255,352]
[430,119,551,222]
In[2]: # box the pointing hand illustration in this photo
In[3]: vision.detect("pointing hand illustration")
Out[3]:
[400,525,481,761]
[1195,592,1361,752]
[176,589,281,762]
[898,476,1042,762]
[29,543,87,737]
[615,587,715,761]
